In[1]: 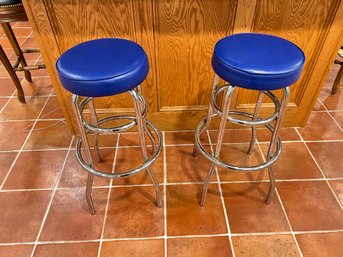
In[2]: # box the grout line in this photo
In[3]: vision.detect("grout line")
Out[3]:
[163,132,168,257]
[2,177,343,193]
[255,140,304,257]
[0,118,65,123]
[29,136,74,257]
[295,128,343,210]
[97,134,121,257]
[1,229,343,247]
[207,130,236,257]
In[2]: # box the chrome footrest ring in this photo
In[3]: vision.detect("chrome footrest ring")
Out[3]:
[75,119,162,179]
[194,115,282,172]
[212,85,281,126]
[80,96,147,134]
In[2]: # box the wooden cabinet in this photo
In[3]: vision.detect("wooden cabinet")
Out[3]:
[23,0,343,133]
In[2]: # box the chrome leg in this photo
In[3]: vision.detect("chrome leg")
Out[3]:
[72,94,96,215]
[265,87,290,204]
[193,74,219,157]
[248,91,264,154]
[88,98,102,162]
[201,86,235,206]
[131,89,163,208]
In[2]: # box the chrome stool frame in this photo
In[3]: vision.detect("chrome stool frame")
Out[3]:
[72,86,163,214]
[194,74,290,206]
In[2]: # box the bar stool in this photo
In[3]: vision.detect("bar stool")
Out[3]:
[194,33,305,206]
[56,38,163,214]
[0,0,46,103]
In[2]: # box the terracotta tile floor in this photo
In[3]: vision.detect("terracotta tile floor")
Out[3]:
[0,23,342,257]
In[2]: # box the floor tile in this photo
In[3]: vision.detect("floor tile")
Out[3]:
[119,132,143,147]
[0,190,52,243]
[103,186,164,238]
[0,151,17,185]
[12,27,32,37]
[17,77,53,97]
[59,149,114,188]
[296,232,343,257]
[2,150,67,189]
[312,100,325,111]
[72,133,118,149]
[0,37,25,48]
[260,142,323,179]
[256,127,301,142]
[0,78,17,96]
[14,22,31,28]
[232,234,300,257]
[40,96,64,119]
[319,87,343,110]
[297,112,343,140]
[112,146,163,185]
[221,183,290,233]
[34,242,99,257]
[165,131,209,145]
[277,181,343,231]
[39,188,107,241]
[167,184,227,236]
[330,111,343,128]
[0,121,31,150]
[209,129,252,144]
[306,142,343,178]
[166,145,215,183]
[217,144,269,182]
[329,180,343,206]
[21,38,39,49]
[168,236,232,257]
[0,98,8,110]
[100,239,164,257]
[0,244,33,257]
[24,120,72,150]
[0,96,47,121]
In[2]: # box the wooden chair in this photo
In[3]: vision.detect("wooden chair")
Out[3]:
[0,0,45,103]
[332,46,343,95]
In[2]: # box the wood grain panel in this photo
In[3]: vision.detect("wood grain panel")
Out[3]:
[234,0,342,122]
[44,0,144,110]
[233,0,257,33]
[155,0,237,109]
[23,0,343,132]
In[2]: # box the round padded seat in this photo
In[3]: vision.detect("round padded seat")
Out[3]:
[56,38,149,97]
[212,33,305,90]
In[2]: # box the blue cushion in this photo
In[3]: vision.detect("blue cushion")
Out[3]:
[56,38,149,97]
[212,33,305,90]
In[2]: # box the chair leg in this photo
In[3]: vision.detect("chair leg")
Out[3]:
[265,87,290,204]
[331,64,343,95]
[247,91,264,154]
[0,45,25,103]
[2,23,32,83]
[200,85,235,206]
[72,94,96,214]
[193,74,219,157]
[131,89,163,208]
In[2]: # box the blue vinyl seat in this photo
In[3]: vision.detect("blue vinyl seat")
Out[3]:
[56,38,149,97]
[212,33,305,90]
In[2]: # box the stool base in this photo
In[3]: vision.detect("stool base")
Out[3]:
[194,75,290,206]
[72,88,163,214]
